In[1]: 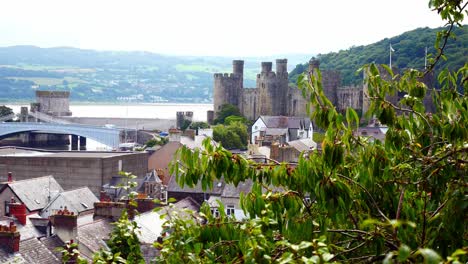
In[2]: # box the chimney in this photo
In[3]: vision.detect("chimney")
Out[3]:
[93,201,126,221]
[9,200,27,226]
[99,191,112,202]
[168,128,182,142]
[7,172,12,182]
[0,222,20,253]
[50,206,78,243]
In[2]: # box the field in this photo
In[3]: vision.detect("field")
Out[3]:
[6,76,86,86]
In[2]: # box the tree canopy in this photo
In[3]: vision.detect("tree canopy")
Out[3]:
[0,105,13,117]
[289,26,468,87]
[212,121,249,150]
[214,104,243,124]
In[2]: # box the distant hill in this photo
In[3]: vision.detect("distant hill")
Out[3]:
[289,26,468,86]
[0,46,310,103]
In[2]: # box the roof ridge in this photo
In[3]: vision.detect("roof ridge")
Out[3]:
[7,175,54,185]
[59,186,90,193]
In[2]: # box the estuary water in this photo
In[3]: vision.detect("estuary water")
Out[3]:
[6,103,213,121]
[4,103,213,150]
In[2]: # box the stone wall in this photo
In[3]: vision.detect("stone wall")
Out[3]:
[337,86,363,112]
[34,91,72,116]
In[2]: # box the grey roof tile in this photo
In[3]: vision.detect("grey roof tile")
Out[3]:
[7,176,63,212]
[41,187,99,216]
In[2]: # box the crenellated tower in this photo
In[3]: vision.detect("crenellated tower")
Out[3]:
[213,58,305,121]
[213,60,244,115]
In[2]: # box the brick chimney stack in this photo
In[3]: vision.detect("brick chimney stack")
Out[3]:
[7,172,12,182]
[50,206,78,243]
[9,199,27,225]
[0,222,20,253]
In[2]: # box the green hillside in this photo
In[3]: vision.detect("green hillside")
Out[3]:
[289,26,468,86]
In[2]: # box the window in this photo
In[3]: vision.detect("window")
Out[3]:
[210,208,220,218]
[118,160,123,171]
[226,205,235,216]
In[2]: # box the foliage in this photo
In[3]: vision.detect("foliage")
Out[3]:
[190,121,210,129]
[212,121,248,150]
[60,172,144,264]
[312,132,325,143]
[106,210,145,263]
[214,104,242,124]
[289,26,468,86]
[146,137,169,148]
[0,105,13,119]
[162,2,467,263]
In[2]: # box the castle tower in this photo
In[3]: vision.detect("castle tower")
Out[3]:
[213,60,244,115]
[308,57,320,74]
[256,60,289,116]
[34,90,72,117]
[233,60,244,76]
[308,58,339,107]
[275,59,289,115]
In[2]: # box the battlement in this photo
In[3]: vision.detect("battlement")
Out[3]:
[213,73,241,79]
[261,62,273,73]
[36,90,70,98]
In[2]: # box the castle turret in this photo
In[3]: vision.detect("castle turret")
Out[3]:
[308,57,320,74]
[233,60,244,76]
[261,62,272,73]
[276,59,288,74]
[308,57,339,107]
[213,60,244,115]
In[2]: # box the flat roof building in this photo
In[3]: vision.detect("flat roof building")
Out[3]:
[0,147,148,195]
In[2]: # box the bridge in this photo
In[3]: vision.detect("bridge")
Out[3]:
[0,122,123,149]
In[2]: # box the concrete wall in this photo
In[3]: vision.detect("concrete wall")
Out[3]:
[0,153,148,195]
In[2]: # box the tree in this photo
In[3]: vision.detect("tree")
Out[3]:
[160,1,467,263]
[190,121,210,129]
[0,105,13,118]
[214,104,242,124]
[212,121,248,149]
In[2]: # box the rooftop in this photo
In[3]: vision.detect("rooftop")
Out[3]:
[0,147,144,158]
[2,175,63,212]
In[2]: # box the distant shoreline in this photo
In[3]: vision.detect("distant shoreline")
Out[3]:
[2,101,214,107]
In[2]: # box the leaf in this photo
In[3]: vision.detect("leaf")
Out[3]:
[398,244,411,262]
[418,248,442,264]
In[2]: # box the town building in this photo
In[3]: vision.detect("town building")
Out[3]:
[251,116,313,146]
[0,147,148,195]
[0,175,63,217]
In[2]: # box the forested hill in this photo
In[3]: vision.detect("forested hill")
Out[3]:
[289,26,468,86]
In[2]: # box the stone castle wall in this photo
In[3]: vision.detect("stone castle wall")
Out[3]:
[34,90,72,116]
[213,58,369,121]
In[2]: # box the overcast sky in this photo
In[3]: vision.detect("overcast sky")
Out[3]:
[0,0,445,56]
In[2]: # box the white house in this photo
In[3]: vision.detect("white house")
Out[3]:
[251,116,313,145]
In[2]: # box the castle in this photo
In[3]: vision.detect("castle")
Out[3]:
[213,58,365,120]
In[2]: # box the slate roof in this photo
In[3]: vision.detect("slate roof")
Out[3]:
[41,187,99,217]
[287,138,317,152]
[5,175,63,212]
[167,175,224,195]
[221,180,253,198]
[0,214,43,240]
[0,237,60,264]
[39,235,64,261]
[77,219,113,259]
[259,116,311,129]
[137,169,163,193]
